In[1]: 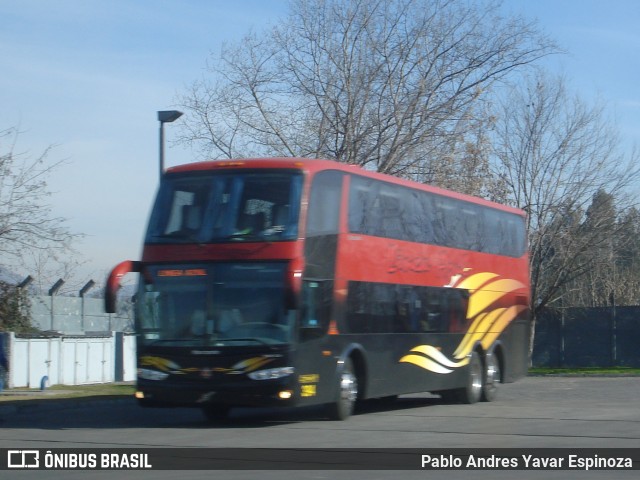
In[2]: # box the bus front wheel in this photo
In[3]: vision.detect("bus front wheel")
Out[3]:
[327,358,358,420]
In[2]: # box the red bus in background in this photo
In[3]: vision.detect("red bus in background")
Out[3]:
[106,158,530,421]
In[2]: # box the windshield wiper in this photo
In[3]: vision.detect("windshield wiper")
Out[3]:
[225,232,265,242]
[149,234,204,244]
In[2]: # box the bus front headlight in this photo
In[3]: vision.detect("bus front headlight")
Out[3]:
[138,368,169,381]
[248,366,295,380]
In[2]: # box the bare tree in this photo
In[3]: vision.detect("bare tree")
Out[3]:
[179,0,557,185]
[406,113,511,200]
[491,72,640,333]
[613,207,640,305]
[559,193,640,308]
[22,249,88,296]
[0,127,80,279]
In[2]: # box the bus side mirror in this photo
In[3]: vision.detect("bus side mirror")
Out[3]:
[105,260,141,313]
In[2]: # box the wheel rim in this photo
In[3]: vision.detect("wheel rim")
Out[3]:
[482,354,500,401]
[486,355,499,386]
[469,355,482,400]
[340,369,358,406]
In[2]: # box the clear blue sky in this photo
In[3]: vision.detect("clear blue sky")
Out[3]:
[0,0,639,284]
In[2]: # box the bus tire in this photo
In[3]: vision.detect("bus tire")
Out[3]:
[457,350,483,404]
[481,352,500,402]
[202,404,231,423]
[327,358,358,420]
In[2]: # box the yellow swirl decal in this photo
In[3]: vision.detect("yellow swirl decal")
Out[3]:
[139,356,198,374]
[139,355,274,376]
[400,272,528,374]
[213,356,274,375]
[399,345,469,374]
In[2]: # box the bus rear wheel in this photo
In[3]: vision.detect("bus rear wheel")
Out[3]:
[481,352,500,402]
[327,358,358,420]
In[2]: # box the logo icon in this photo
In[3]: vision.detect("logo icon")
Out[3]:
[7,450,40,468]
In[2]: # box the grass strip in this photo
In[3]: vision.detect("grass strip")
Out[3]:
[529,366,640,375]
[0,383,135,402]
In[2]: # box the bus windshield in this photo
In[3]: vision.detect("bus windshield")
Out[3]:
[136,263,295,347]
[146,170,302,244]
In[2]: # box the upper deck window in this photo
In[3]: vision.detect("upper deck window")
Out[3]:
[306,170,344,236]
[146,170,302,244]
[348,175,526,257]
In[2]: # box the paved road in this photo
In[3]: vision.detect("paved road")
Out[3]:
[1,376,638,479]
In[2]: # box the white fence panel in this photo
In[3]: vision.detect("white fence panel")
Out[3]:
[61,339,76,385]
[8,335,29,388]
[74,340,89,384]
[122,334,137,382]
[8,336,58,388]
[86,338,113,384]
[6,333,132,388]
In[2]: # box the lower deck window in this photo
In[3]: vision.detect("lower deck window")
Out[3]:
[346,281,469,334]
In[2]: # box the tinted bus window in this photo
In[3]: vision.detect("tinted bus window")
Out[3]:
[137,262,294,347]
[146,171,302,244]
[346,282,469,334]
[306,171,344,236]
[348,174,525,257]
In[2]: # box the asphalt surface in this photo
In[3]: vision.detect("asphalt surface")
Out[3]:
[0,376,638,480]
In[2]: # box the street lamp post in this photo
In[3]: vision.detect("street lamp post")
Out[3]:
[157,110,183,179]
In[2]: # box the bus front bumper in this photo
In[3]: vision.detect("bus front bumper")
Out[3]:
[135,378,298,409]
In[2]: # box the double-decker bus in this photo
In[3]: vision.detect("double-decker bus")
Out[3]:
[106,158,530,421]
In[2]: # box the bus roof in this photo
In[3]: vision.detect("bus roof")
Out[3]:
[166,157,525,216]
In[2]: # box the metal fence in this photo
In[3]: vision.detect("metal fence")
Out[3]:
[532,306,640,368]
[28,295,133,333]
[0,292,136,390]
[0,331,136,389]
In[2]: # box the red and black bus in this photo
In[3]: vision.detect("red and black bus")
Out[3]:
[106,158,530,421]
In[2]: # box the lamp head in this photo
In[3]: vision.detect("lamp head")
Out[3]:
[157,110,183,123]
